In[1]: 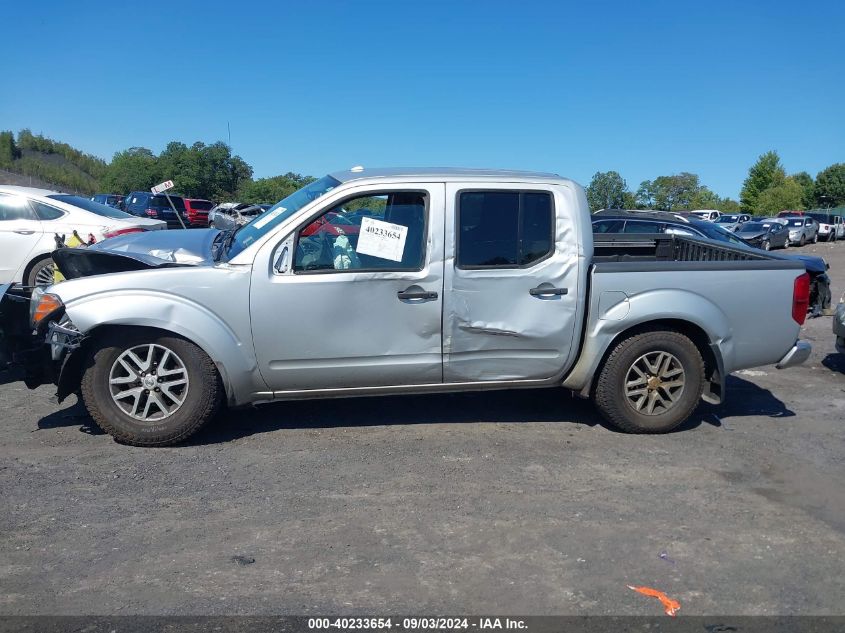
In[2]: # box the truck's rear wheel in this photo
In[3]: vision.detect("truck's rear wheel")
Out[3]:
[595,330,705,433]
[81,330,222,446]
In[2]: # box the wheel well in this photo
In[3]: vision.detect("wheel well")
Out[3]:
[592,319,719,395]
[57,325,228,403]
[21,254,53,285]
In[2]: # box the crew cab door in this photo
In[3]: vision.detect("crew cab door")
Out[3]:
[0,193,43,283]
[250,183,445,392]
[443,184,580,382]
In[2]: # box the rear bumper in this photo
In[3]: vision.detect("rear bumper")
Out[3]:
[776,340,812,369]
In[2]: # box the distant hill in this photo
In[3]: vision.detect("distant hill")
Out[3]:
[0,167,85,193]
[0,129,106,195]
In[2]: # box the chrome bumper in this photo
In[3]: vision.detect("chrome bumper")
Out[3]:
[776,340,812,369]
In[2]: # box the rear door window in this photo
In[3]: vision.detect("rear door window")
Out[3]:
[592,219,624,233]
[457,191,553,268]
[29,201,66,221]
[622,221,661,233]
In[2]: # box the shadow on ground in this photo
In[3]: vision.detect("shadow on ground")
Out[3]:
[822,352,845,374]
[37,399,105,436]
[31,376,793,446]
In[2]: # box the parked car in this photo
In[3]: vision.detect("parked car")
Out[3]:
[714,214,751,232]
[593,211,830,313]
[300,211,362,238]
[208,203,271,230]
[123,192,190,229]
[734,220,790,250]
[807,212,845,242]
[184,199,214,227]
[780,216,819,246]
[689,210,721,222]
[0,186,165,286]
[91,193,125,209]
[592,211,749,246]
[0,168,811,446]
[834,294,845,354]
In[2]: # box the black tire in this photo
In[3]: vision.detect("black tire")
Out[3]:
[813,233,819,244]
[594,330,705,434]
[762,239,771,251]
[799,235,806,247]
[81,330,222,446]
[829,233,836,243]
[26,256,56,287]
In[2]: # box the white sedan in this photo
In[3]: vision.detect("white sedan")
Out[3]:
[0,186,166,286]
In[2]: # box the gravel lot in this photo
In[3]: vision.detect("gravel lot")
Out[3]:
[1,240,843,616]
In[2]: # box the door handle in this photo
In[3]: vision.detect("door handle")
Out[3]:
[529,286,568,297]
[397,288,438,301]
[13,230,35,235]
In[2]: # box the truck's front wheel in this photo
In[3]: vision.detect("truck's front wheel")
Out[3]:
[81,330,223,446]
[595,331,704,433]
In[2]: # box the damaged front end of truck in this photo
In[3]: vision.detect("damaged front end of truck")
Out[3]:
[0,242,201,400]
[0,283,83,396]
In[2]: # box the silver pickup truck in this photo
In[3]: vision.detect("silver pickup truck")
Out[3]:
[0,168,811,446]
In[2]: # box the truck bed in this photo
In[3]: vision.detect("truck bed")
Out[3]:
[593,233,770,263]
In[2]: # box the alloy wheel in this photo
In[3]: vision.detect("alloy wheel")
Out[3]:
[109,344,190,421]
[624,351,686,415]
[34,262,56,286]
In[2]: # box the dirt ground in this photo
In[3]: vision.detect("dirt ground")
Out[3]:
[1,239,843,616]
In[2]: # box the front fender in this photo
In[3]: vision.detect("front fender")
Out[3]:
[562,289,733,393]
[62,290,267,405]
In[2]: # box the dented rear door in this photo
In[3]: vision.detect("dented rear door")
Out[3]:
[443,183,581,382]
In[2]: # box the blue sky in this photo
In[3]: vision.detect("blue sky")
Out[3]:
[2,0,843,199]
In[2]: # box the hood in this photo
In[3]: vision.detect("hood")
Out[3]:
[736,230,766,240]
[768,252,828,274]
[91,228,219,263]
[53,229,221,280]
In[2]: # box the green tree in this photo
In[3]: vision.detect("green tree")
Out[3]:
[635,180,656,208]
[0,130,19,167]
[650,172,701,210]
[158,141,206,197]
[814,163,845,208]
[740,151,785,211]
[791,171,815,209]
[586,171,628,211]
[755,177,804,215]
[237,172,315,204]
[199,142,253,200]
[100,147,161,193]
[718,198,741,213]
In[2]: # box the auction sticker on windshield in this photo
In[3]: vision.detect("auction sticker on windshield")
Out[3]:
[357,217,408,262]
[253,207,286,230]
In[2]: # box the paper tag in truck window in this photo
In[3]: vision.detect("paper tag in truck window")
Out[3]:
[356,217,408,262]
[253,207,285,229]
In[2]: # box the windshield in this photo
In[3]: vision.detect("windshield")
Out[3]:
[225,175,340,259]
[48,194,135,219]
[716,215,739,223]
[807,213,830,223]
[789,219,804,227]
[697,223,748,245]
